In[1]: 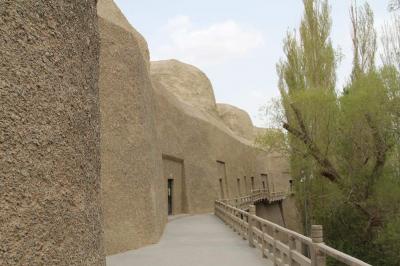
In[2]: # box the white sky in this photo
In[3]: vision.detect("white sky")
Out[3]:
[114,0,392,127]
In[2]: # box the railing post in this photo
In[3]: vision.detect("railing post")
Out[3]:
[273,226,278,266]
[288,235,295,266]
[227,206,230,225]
[261,224,267,258]
[311,225,326,266]
[230,207,234,229]
[233,209,237,232]
[224,204,229,225]
[241,213,246,240]
[215,196,370,266]
[248,205,256,247]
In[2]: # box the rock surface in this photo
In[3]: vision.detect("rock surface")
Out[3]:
[217,103,256,140]
[98,0,150,68]
[151,59,290,213]
[151,60,218,114]
[0,0,291,261]
[0,1,104,264]
[98,0,290,255]
[98,0,165,256]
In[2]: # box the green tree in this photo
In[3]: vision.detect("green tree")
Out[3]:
[276,0,339,236]
[350,2,377,81]
[265,0,400,264]
[389,0,400,11]
[381,15,400,71]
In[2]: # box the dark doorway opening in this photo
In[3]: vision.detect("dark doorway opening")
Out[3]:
[217,161,229,198]
[168,179,173,215]
[237,178,241,196]
[219,178,225,198]
[289,179,293,193]
[261,173,269,193]
[163,155,186,215]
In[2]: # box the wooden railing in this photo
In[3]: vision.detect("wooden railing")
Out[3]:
[222,188,286,210]
[214,200,371,266]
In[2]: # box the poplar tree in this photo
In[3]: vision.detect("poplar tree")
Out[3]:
[276,0,338,236]
[389,0,400,11]
[271,0,400,264]
[350,2,377,81]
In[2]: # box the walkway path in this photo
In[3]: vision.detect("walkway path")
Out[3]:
[106,214,273,266]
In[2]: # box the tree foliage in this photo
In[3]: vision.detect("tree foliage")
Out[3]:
[389,0,400,11]
[350,2,377,81]
[381,15,400,72]
[256,0,400,264]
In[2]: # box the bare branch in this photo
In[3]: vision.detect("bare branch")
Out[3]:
[363,114,389,199]
[389,0,400,11]
[283,104,342,184]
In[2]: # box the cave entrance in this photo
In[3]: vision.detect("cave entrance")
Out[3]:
[163,155,187,216]
[168,179,173,215]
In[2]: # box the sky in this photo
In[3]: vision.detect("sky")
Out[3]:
[114,0,392,127]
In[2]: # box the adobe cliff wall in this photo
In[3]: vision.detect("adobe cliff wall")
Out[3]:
[98,0,165,255]
[152,60,290,213]
[98,0,290,255]
[0,1,104,264]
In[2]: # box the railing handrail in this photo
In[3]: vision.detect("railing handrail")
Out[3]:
[214,198,371,266]
[317,243,371,266]
[223,188,287,210]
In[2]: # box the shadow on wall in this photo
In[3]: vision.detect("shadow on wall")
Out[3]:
[256,201,286,227]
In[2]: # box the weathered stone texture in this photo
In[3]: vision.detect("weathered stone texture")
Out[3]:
[98,0,165,255]
[217,103,256,140]
[152,60,290,213]
[151,60,218,114]
[97,0,150,68]
[0,1,104,265]
[98,0,290,254]
[255,202,285,227]
[282,196,302,232]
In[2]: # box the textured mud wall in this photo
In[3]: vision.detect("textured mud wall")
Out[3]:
[151,60,291,214]
[98,0,165,255]
[255,150,290,192]
[282,196,302,232]
[163,157,186,215]
[151,59,217,113]
[0,1,104,265]
[256,202,285,227]
[217,104,255,140]
[98,0,291,254]
[217,161,230,198]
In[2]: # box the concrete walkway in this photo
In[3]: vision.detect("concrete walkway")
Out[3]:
[107,214,273,266]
